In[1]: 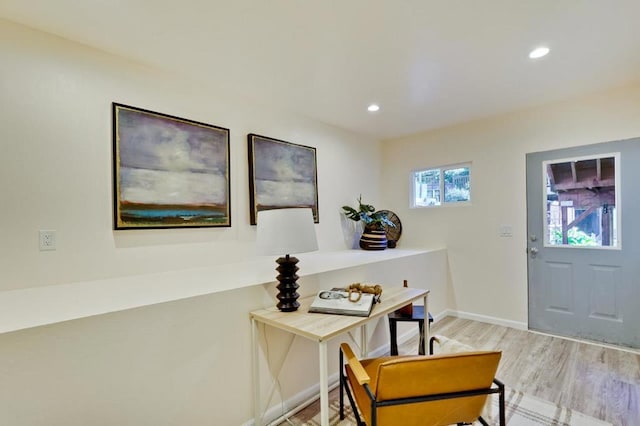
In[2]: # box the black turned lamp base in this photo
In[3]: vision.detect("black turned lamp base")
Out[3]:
[275,254,300,312]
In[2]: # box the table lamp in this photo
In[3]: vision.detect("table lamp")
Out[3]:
[256,208,319,312]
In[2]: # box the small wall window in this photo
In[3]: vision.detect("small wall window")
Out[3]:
[412,163,471,207]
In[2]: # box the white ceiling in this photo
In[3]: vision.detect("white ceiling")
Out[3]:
[2,1,640,139]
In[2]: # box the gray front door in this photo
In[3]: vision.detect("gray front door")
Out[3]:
[526,138,640,349]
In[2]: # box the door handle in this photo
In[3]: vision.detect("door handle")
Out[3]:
[529,247,539,258]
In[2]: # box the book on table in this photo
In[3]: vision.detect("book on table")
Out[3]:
[308,289,375,317]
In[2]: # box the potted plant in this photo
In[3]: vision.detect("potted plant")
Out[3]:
[342,195,395,250]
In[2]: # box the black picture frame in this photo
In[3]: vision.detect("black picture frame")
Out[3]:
[112,103,231,229]
[248,133,319,225]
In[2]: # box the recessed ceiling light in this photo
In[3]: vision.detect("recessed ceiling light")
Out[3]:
[367,104,380,112]
[529,46,550,59]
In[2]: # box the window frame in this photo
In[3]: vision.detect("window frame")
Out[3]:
[411,162,472,208]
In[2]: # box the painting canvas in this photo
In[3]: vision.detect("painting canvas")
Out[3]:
[248,134,318,225]
[113,103,230,229]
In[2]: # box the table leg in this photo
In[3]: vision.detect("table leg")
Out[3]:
[360,324,368,357]
[318,340,329,426]
[389,318,398,355]
[418,322,425,355]
[422,295,430,355]
[251,318,262,426]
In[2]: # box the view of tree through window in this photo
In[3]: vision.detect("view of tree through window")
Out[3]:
[413,164,470,207]
[544,155,619,248]
[444,168,470,202]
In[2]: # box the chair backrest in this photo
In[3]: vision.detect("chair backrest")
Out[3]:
[374,351,501,425]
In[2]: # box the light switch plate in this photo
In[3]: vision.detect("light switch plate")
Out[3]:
[499,225,513,237]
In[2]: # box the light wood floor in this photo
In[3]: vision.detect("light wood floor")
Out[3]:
[283,316,640,426]
[425,317,640,426]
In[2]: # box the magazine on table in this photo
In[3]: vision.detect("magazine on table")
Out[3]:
[308,289,375,317]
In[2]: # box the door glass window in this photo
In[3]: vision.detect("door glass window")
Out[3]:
[544,154,620,248]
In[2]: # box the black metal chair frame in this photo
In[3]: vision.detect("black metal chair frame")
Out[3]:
[339,348,506,426]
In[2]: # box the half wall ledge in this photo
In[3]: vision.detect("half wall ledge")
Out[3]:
[0,248,440,335]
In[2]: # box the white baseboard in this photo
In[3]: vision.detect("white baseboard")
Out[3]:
[247,346,390,425]
[242,342,392,426]
[443,309,528,330]
[241,372,339,426]
[393,309,527,347]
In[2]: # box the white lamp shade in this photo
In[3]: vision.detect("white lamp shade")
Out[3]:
[256,208,319,256]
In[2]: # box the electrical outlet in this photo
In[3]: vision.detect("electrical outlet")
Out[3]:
[39,230,56,251]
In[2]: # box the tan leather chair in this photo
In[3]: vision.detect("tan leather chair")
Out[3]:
[339,343,505,426]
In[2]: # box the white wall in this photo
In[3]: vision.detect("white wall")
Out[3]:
[0,20,451,425]
[381,82,640,325]
[0,18,383,292]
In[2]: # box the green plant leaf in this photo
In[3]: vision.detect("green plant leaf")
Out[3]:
[341,195,395,227]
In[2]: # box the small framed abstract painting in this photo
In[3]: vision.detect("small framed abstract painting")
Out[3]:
[112,103,231,229]
[248,134,319,225]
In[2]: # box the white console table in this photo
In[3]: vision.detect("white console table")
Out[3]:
[250,286,430,426]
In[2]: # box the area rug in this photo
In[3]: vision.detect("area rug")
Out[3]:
[284,386,612,425]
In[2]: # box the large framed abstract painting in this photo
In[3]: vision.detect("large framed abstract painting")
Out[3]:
[112,103,231,229]
[248,134,319,225]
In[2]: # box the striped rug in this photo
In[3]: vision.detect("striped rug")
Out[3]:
[283,386,612,425]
